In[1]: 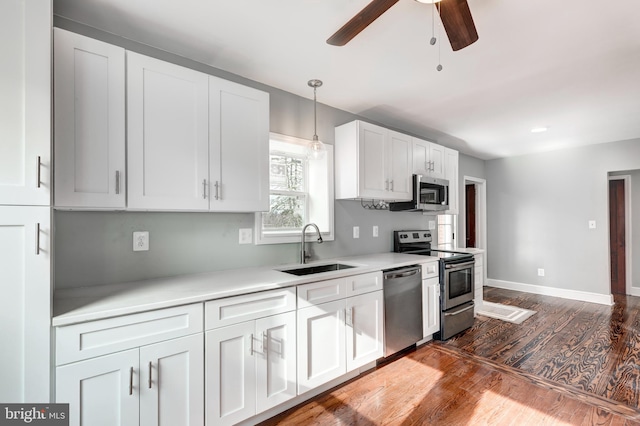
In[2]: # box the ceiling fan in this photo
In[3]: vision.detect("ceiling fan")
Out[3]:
[326,0,478,51]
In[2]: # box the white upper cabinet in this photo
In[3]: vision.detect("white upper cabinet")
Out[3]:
[127,52,210,211]
[0,0,51,206]
[54,29,126,209]
[444,147,459,214]
[209,77,269,212]
[335,120,412,201]
[412,138,444,179]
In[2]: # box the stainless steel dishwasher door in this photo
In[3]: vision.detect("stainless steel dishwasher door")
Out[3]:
[383,265,423,357]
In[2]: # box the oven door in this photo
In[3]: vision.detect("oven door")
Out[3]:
[441,259,475,311]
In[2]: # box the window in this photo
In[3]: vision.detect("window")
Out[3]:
[255,133,334,244]
[437,214,457,248]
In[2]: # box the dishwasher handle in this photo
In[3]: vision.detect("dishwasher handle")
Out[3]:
[384,266,420,280]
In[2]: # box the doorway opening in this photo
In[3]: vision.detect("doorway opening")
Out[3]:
[609,175,634,295]
[463,176,486,251]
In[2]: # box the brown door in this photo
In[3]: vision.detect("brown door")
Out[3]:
[465,184,476,248]
[609,179,626,294]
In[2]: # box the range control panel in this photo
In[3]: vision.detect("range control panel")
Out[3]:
[395,230,432,244]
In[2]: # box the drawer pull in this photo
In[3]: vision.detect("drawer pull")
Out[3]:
[115,170,121,195]
[202,179,207,199]
[214,180,220,200]
[250,333,255,356]
[36,156,41,188]
[35,223,40,255]
[129,366,134,395]
[148,361,152,389]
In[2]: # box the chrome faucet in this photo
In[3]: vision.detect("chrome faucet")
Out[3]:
[301,223,323,264]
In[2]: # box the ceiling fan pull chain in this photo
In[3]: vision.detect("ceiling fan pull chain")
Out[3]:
[430,3,437,45]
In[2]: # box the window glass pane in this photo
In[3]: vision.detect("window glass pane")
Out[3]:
[270,154,305,191]
[262,194,305,230]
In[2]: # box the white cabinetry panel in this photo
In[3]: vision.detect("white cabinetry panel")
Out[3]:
[0,0,50,206]
[127,52,209,210]
[444,148,459,214]
[209,77,269,212]
[0,206,50,402]
[54,29,125,208]
[423,278,440,337]
[346,291,384,371]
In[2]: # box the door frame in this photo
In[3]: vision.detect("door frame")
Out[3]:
[608,175,635,296]
[462,176,487,251]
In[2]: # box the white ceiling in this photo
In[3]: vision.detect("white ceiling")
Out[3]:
[54,0,640,159]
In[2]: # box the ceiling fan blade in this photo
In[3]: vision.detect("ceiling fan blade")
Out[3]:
[438,0,478,51]
[327,0,400,46]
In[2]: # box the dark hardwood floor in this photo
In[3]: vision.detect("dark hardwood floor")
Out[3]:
[260,288,640,425]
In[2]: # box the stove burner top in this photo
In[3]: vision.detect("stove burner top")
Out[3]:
[393,230,474,262]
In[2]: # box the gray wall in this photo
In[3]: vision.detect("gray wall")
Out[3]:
[485,138,640,295]
[53,18,462,289]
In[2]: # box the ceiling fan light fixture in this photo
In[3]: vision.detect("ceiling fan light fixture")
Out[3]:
[307,79,326,160]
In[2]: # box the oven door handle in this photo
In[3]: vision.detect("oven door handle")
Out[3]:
[444,303,475,316]
[444,260,475,270]
[384,268,420,279]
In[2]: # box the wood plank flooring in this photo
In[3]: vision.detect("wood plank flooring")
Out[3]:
[260,288,640,425]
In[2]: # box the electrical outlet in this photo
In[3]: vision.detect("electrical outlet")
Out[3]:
[239,228,252,244]
[428,220,436,230]
[372,226,379,237]
[133,231,149,252]
[537,268,545,277]
[589,220,596,229]
[353,226,360,239]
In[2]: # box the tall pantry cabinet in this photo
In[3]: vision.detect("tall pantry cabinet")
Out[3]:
[0,0,52,403]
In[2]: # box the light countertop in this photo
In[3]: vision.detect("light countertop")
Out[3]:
[53,252,438,327]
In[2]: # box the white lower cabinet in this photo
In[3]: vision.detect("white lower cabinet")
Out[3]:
[422,261,441,337]
[55,304,204,426]
[297,273,384,395]
[56,334,203,426]
[205,290,297,426]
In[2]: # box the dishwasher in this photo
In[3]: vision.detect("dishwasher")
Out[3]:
[383,264,423,357]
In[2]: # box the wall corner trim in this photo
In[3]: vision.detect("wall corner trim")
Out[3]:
[486,279,614,306]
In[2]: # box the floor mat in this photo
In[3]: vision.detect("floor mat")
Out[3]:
[476,301,536,324]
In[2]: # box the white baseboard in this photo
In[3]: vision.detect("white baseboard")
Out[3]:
[486,279,614,306]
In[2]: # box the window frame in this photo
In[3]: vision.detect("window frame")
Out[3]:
[255,133,334,245]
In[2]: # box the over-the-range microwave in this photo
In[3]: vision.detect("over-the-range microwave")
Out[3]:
[389,174,449,212]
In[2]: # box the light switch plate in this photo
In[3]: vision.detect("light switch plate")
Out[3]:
[373,226,379,237]
[428,220,436,230]
[239,228,253,244]
[353,226,360,239]
[133,231,149,251]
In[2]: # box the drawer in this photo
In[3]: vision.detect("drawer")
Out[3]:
[345,271,383,297]
[205,287,296,330]
[56,303,203,365]
[298,277,346,308]
[421,261,439,279]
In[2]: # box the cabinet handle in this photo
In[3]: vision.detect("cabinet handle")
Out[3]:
[35,223,40,255]
[430,161,435,171]
[214,181,220,200]
[390,180,394,191]
[115,171,121,195]
[263,331,268,355]
[346,307,353,327]
[148,361,152,389]
[385,180,389,190]
[202,179,207,199]
[250,333,255,356]
[129,367,134,395]
[36,156,41,188]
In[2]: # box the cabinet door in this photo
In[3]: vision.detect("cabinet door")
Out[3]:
[444,148,459,214]
[346,291,384,371]
[255,311,296,412]
[358,122,388,199]
[140,334,204,426]
[56,350,139,426]
[423,277,440,337]
[127,52,209,210]
[206,322,256,426]
[297,300,346,394]
[209,77,269,212]
[388,130,412,200]
[0,206,50,403]
[429,144,446,179]
[54,29,126,208]
[0,0,50,205]
[412,138,430,175]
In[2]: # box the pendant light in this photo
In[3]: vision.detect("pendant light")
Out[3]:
[307,79,326,160]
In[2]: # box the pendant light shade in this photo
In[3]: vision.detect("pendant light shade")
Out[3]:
[307,79,326,160]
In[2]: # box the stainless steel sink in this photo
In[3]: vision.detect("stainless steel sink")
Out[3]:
[280,263,356,276]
